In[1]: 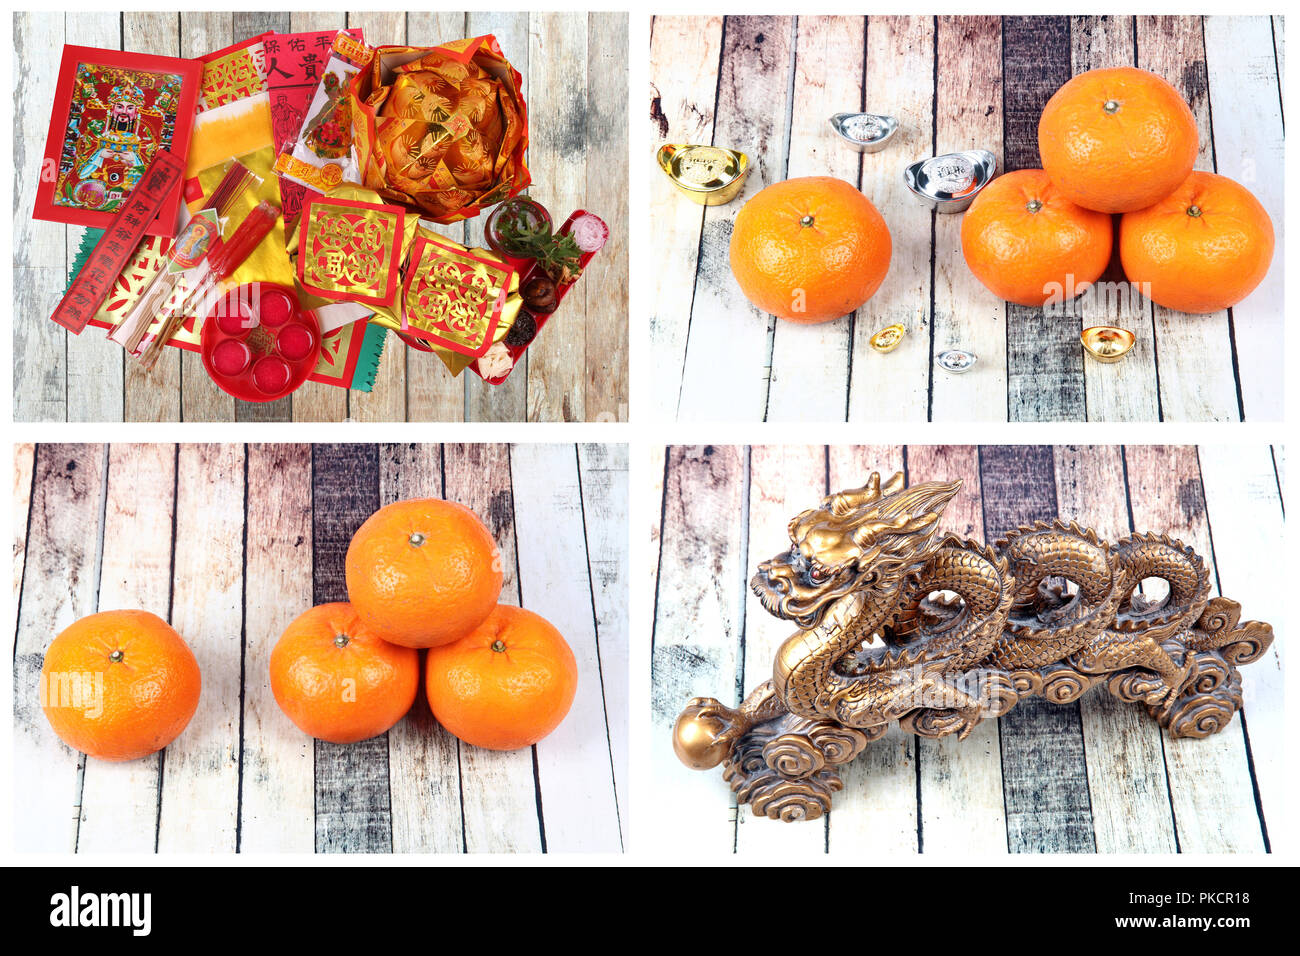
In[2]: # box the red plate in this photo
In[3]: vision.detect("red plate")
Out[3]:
[200,283,321,402]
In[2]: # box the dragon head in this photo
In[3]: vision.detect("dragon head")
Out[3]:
[750,472,962,629]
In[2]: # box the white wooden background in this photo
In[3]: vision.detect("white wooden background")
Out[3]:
[14,11,629,423]
[13,442,628,853]
[649,15,1285,422]
[649,444,1284,854]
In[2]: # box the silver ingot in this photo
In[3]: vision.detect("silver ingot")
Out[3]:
[829,112,899,153]
[936,349,977,374]
[904,150,998,213]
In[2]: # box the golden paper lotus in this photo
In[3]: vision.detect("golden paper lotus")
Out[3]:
[352,36,530,224]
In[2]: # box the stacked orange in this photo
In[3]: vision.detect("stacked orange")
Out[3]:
[273,498,577,750]
[41,498,578,762]
[962,66,1273,314]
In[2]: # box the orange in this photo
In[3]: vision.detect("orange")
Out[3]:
[961,169,1113,307]
[345,497,503,648]
[425,605,578,751]
[1038,66,1198,213]
[40,610,201,762]
[1119,170,1274,314]
[728,176,891,323]
[269,602,419,744]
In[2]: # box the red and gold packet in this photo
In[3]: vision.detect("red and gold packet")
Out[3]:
[400,234,516,357]
[297,194,406,308]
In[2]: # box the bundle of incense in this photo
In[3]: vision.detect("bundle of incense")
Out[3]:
[113,162,255,354]
[139,200,281,371]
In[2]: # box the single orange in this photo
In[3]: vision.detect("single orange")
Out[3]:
[960,169,1113,307]
[40,610,201,762]
[1119,170,1274,314]
[345,497,503,648]
[1038,66,1198,213]
[729,176,891,324]
[425,605,578,751]
[269,602,419,744]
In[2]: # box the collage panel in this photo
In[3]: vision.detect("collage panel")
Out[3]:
[649,15,1283,422]
[14,11,628,423]
[14,442,627,853]
[650,444,1282,854]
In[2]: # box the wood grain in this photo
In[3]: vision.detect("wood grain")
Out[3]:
[1002,17,1085,423]
[677,18,794,421]
[76,444,176,853]
[1137,17,1241,422]
[650,445,750,851]
[905,444,1008,854]
[443,442,545,852]
[156,444,246,852]
[512,443,623,850]
[1122,445,1264,852]
[648,16,725,420]
[978,445,1095,852]
[765,18,864,422]
[825,446,919,855]
[239,443,315,852]
[930,17,1007,422]
[1053,445,1177,852]
[310,443,391,852]
[13,445,108,851]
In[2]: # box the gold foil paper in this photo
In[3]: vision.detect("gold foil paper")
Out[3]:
[351,36,530,223]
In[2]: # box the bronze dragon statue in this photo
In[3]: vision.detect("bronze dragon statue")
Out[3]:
[674,472,1274,822]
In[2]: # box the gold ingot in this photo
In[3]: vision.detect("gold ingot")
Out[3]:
[1081,325,1136,363]
[869,323,906,353]
[656,143,750,205]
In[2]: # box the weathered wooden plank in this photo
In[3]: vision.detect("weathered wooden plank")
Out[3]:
[121,12,183,423]
[13,445,107,851]
[825,445,920,855]
[677,18,793,421]
[576,442,630,830]
[1137,17,1241,422]
[76,444,176,853]
[735,446,828,853]
[156,444,245,852]
[1003,17,1085,422]
[931,17,1007,422]
[14,14,72,422]
[526,14,590,422]
[1070,17,1161,422]
[239,443,315,852]
[443,442,545,853]
[12,443,36,623]
[765,17,863,423]
[581,13,631,424]
[376,443,462,852]
[647,16,724,420]
[1203,16,1285,422]
[465,10,531,422]
[511,443,622,850]
[344,12,409,424]
[1197,445,1283,847]
[310,442,391,852]
[1053,445,1177,852]
[650,445,748,851]
[1273,16,1285,102]
[905,444,1008,854]
[1123,445,1263,852]
[63,13,126,423]
[980,444,1095,852]
[845,17,936,423]
[649,445,668,605]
